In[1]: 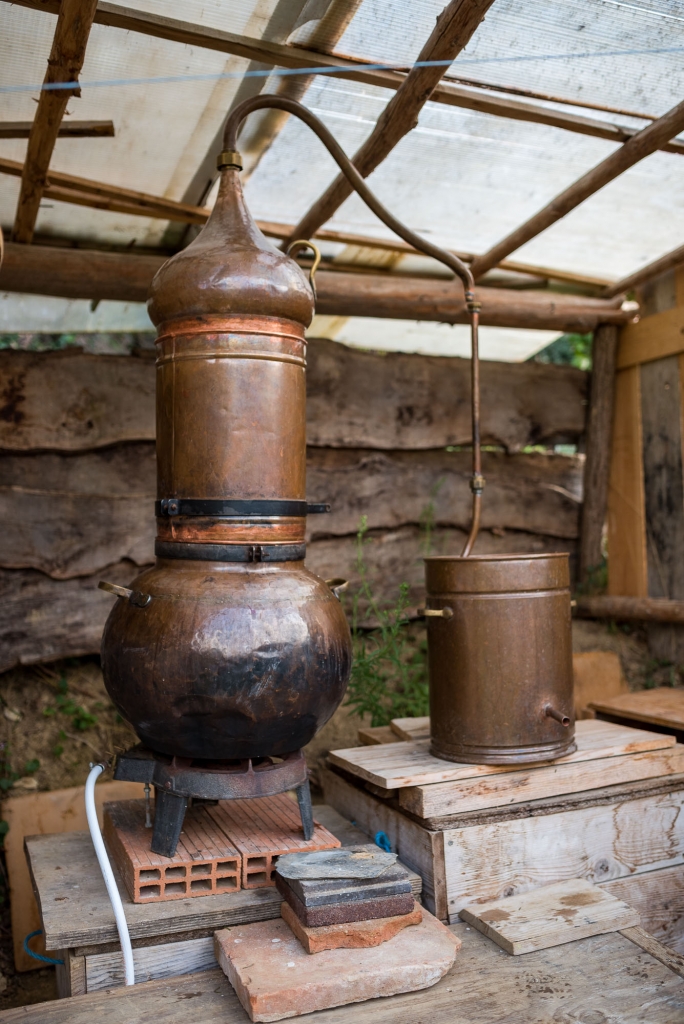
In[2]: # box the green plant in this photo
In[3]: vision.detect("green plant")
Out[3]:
[344,517,428,727]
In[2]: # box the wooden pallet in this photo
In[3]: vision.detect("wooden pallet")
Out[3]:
[103,800,241,903]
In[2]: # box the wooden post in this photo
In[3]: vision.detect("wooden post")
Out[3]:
[579,324,619,583]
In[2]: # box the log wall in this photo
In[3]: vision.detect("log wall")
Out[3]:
[0,340,587,672]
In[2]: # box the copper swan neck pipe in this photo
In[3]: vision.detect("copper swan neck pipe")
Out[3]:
[222,96,483,556]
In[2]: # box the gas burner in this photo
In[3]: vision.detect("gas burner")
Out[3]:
[114,745,313,858]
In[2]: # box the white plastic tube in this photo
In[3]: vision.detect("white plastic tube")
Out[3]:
[85,763,135,986]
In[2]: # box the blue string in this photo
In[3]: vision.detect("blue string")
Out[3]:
[374,831,392,853]
[23,929,64,966]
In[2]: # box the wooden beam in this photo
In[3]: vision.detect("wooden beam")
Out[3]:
[579,324,619,582]
[575,595,684,625]
[603,244,684,299]
[284,0,497,245]
[0,120,113,139]
[10,2,684,160]
[0,242,633,331]
[470,98,684,279]
[12,0,98,243]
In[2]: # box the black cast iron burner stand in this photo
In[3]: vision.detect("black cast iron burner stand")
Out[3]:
[114,746,314,858]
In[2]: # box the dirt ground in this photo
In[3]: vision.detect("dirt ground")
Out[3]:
[0,618,679,1009]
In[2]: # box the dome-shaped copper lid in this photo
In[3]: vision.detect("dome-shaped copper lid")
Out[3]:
[147,169,315,328]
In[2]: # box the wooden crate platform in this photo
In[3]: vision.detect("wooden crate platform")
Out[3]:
[25,805,423,996]
[208,793,340,889]
[1,924,682,1023]
[103,800,241,903]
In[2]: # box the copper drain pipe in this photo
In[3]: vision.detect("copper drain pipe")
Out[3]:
[222,96,483,556]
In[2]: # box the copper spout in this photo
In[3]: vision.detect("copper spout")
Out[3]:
[544,704,571,727]
[222,96,483,556]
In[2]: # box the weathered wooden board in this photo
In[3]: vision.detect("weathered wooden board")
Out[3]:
[443,786,684,921]
[390,717,431,741]
[460,878,639,954]
[319,767,447,921]
[85,936,216,991]
[573,650,628,718]
[330,720,675,790]
[590,686,684,729]
[0,344,587,453]
[0,526,573,672]
[2,927,684,1024]
[602,864,684,954]
[25,806,421,951]
[399,744,684,819]
[0,445,582,579]
[358,726,399,746]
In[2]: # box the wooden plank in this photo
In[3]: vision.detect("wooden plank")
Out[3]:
[55,950,86,997]
[607,366,648,596]
[0,345,588,453]
[590,687,684,730]
[3,924,683,1023]
[288,0,497,245]
[604,242,684,299]
[443,786,684,921]
[471,97,684,278]
[12,0,98,243]
[579,324,618,581]
[390,717,431,742]
[358,727,399,746]
[460,878,639,954]
[329,719,675,790]
[621,925,684,978]
[573,650,628,718]
[0,121,113,139]
[399,744,684,820]
[0,242,628,331]
[2,781,144,972]
[320,766,447,921]
[85,936,216,991]
[617,303,684,369]
[602,865,684,954]
[0,445,582,579]
[0,526,573,672]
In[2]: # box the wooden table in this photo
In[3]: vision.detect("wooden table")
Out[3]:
[1,923,682,1023]
[591,686,684,744]
[24,805,422,996]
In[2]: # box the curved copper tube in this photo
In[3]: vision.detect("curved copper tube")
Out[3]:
[223,96,483,555]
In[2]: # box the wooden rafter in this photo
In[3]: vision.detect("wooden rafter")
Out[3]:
[0,241,632,332]
[12,0,98,243]
[0,120,113,139]
[0,156,611,289]
[9,1,684,161]
[602,242,684,298]
[470,98,684,280]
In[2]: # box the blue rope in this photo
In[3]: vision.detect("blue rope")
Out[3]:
[23,929,64,966]
[374,830,392,853]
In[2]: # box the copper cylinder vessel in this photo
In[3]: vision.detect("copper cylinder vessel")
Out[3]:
[100,162,352,760]
[424,553,575,765]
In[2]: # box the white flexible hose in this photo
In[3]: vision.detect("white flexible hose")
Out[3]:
[85,764,135,986]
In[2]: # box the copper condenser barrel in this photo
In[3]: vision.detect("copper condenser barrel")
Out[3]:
[424,553,575,765]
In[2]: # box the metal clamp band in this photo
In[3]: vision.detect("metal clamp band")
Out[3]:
[155,541,306,562]
[157,499,330,518]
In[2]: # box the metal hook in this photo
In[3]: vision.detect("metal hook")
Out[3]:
[286,239,321,299]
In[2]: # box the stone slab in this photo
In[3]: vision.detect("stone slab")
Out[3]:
[276,860,411,908]
[276,845,396,880]
[280,899,422,954]
[214,908,460,1021]
[276,876,415,927]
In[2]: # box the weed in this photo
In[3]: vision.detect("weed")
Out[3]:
[344,517,428,727]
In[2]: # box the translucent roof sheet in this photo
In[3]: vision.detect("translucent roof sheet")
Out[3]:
[1,0,683,352]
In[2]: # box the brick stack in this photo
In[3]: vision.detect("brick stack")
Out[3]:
[275,844,422,953]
